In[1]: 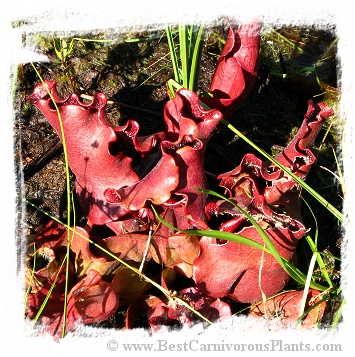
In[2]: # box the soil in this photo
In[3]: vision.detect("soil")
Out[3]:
[14,19,344,331]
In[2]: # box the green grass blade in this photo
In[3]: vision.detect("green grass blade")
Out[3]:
[331,144,345,196]
[31,64,72,337]
[318,251,342,262]
[189,25,204,92]
[133,64,170,91]
[179,24,189,88]
[331,297,345,330]
[298,296,329,326]
[298,252,317,319]
[266,25,309,55]
[34,256,67,323]
[302,196,319,246]
[302,197,334,287]
[306,235,334,287]
[12,64,19,103]
[23,243,36,314]
[165,25,181,86]
[281,259,325,290]
[187,25,194,60]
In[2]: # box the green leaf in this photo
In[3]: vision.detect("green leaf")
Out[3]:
[53,38,63,61]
